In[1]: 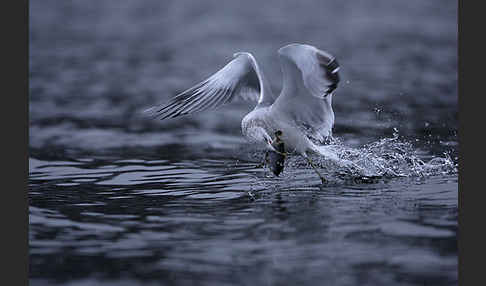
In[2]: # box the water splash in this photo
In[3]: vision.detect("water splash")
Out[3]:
[287,130,457,181]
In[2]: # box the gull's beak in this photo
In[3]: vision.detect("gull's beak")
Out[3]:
[266,139,277,152]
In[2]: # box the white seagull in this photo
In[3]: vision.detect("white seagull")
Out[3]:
[145,43,342,183]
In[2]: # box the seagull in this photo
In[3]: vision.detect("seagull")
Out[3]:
[145,43,341,183]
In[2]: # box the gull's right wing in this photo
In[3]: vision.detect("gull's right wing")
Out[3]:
[271,43,340,142]
[145,52,275,120]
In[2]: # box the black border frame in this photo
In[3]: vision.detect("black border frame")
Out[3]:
[6,0,29,285]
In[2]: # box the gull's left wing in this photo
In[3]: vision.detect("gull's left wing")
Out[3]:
[145,52,275,120]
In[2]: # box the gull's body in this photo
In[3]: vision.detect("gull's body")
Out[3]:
[241,100,334,155]
[146,43,341,182]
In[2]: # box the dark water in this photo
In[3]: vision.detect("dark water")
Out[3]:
[29,0,458,285]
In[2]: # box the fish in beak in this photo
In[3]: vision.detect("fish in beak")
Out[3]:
[266,130,286,176]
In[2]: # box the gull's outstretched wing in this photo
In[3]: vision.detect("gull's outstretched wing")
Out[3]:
[271,43,340,142]
[145,52,275,120]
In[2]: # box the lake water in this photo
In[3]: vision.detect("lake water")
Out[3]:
[29,0,458,285]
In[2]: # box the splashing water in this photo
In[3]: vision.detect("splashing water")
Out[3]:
[285,130,457,182]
